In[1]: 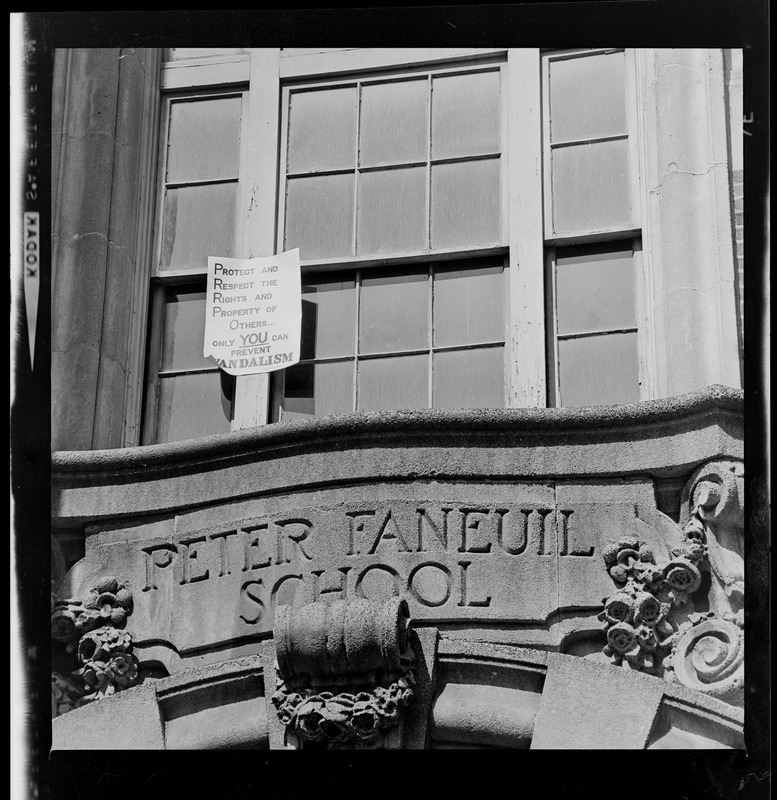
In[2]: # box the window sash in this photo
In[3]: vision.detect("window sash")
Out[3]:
[277,60,509,267]
[541,48,642,244]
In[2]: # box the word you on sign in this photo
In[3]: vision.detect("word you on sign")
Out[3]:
[204,249,301,376]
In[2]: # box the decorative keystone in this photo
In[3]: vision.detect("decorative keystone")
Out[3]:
[271,598,415,748]
[51,576,140,716]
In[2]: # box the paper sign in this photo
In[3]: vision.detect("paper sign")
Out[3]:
[204,249,301,376]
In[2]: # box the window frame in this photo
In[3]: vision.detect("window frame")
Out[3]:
[540,48,653,406]
[139,47,656,443]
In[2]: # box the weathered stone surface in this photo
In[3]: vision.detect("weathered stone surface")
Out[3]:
[52,386,743,523]
[51,682,164,750]
[50,387,746,748]
[530,653,665,749]
[270,598,415,748]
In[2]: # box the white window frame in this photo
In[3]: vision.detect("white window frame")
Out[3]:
[142,47,655,441]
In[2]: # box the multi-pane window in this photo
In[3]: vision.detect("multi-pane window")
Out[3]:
[276,258,506,420]
[280,67,504,261]
[273,62,508,420]
[142,89,246,444]
[140,49,649,444]
[542,49,643,407]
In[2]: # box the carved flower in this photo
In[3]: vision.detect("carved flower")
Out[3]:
[663,558,702,604]
[115,587,133,610]
[74,607,102,636]
[606,622,640,657]
[295,704,325,741]
[603,592,635,625]
[51,609,78,642]
[351,703,380,740]
[318,717,350,743]
[110,607,128,626]
[633,592,667,627]
[602,542,620,566]
[609,564,630,583]
[106,653,138,687]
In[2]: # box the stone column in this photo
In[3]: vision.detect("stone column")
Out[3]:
[638,48,742,398]
[52,48,161,451]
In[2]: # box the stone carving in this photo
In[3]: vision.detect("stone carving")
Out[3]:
[680,459,744,623]
[51,576,140,716]
[663,612,744,705]
[599,460,745,707]
[271,597,415,748]
[599,536,706,674]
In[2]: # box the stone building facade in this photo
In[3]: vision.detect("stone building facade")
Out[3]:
[50,48,747,750]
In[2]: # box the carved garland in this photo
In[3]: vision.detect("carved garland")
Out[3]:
[51,576,140,716]
[272,668,415,747]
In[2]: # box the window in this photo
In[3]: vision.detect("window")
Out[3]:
[142,87,248,444]
[541,49,644,407]
[141,49,649,444]
[272,62,508,420]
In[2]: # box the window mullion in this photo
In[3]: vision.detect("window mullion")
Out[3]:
[231,48,281,432]
[506,48,546,408]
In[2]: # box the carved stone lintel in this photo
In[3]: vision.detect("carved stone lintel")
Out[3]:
[272,598,415,748]
[51,576,139,716]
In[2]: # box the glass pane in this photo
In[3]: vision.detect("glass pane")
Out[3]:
[156,371,232,443]
[359,268,429,354]
[300,273,357,360]
[558,331,639,407]
[552,139,631,233]
[281,360,354,419]
[161,289,211,371]
[433,259,505,347]
[287,87,357,173]
[432,71,501,159]
[549,51,627,143]
[285,173,355,260]
[556,246,635,335]
[431,159,501,249]
[160,183,237,272]
[357,167,427,256]
[167,97,242,184]
[433,346,504,409]
[360,79,428,167]
[358,354,428,411]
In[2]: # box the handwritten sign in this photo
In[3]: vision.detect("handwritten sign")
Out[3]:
[204,249,301,376]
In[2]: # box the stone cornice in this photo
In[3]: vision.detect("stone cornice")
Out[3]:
[52,385,743,525]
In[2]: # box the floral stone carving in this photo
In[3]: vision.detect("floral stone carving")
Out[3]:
[51,576,140,716]
[599,460,745,706]
[271,598,415,748]
[599,536,707,674]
